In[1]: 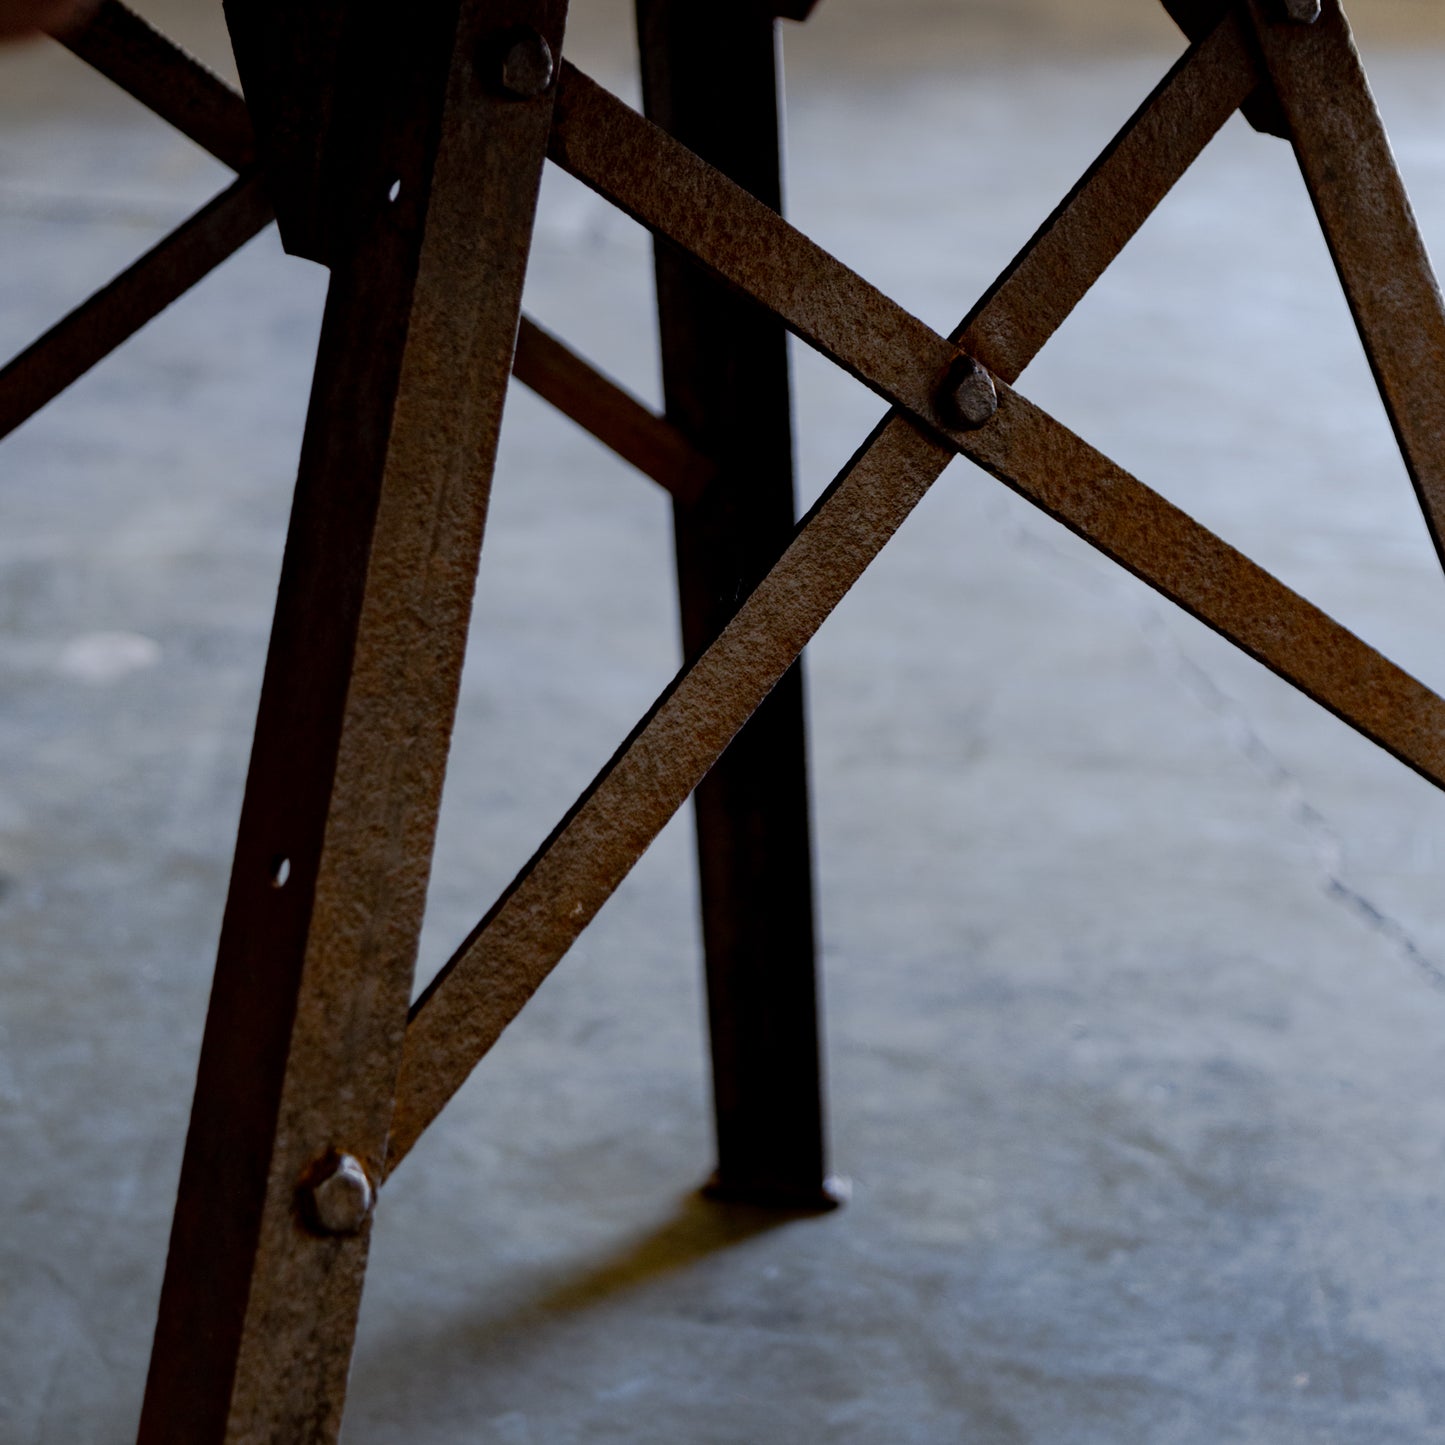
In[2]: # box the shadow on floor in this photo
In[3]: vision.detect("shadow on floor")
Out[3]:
[524,1188,823,1317]
[349,1185,842,1434]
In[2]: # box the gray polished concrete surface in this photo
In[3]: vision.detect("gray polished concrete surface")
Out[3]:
[6,3,1445,1441]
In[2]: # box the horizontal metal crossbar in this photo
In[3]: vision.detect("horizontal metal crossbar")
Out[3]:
[21,4,702,497]
[386,14,1388,1168]
[512,317,714,501]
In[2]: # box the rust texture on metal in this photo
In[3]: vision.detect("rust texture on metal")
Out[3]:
[7,0,1441,1436]
[548,64,965,431]
[0,173,273,441]
[637,0,831,1210]
[512,316,713,502]
[544,58,1445,803]
[1246,0,1445,572]
[960,11,1259,380]
[0,177,683,502]
[1158,0,1288,135]
[137,0,569,1440]
[385,19,1269,1165]
[396,318,1445,1174]
[965,385,1445,788]
[52,0,256,170]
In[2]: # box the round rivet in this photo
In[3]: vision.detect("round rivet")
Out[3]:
[495,26,554,99]
[303,1151,374,1236]
[938,355,999,430]
[1281,0,1321,21]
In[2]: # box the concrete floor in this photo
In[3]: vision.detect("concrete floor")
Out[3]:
[6,2,1445,1441]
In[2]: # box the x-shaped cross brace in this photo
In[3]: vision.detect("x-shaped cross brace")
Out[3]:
[11,0,1445,1438]
[394,2,1445,1161]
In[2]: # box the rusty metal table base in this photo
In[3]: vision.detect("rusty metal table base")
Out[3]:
[7,0,1445,1437]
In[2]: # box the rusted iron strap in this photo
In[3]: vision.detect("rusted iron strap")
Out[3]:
[961,10,1260,380]
[1158,0,1288,135]
[1245,0,1445,574]
[548,63,964,430]
[0,172,273,440]
[51,0,255,171]
[0,207,685,503]
[971,396,1445,787]
[383,22,1293,1167]
[512,316,713,501]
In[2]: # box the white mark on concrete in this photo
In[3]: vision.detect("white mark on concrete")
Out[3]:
[597,1375,652,1402]
[490,1411,535,1444]
[55,631,161,684]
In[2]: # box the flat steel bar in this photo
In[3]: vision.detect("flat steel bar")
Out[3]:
[137,0,569,1439]
[385,20,1279,1165]
[512,316,713,502]
[1245,0,1445,572]
[960,10,1260,380]
[51,0,255,171]
[638,0,830,1210]
[0,173,273,441]
[1158,0,1288,136]
[968,391,1445,788]
[548,63,959,428]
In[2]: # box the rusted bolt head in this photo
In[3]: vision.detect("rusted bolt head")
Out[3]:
[1281,0,1321,21]
[495,26,555,99]
[938,355,999,429]
[304,1152,374,1236]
